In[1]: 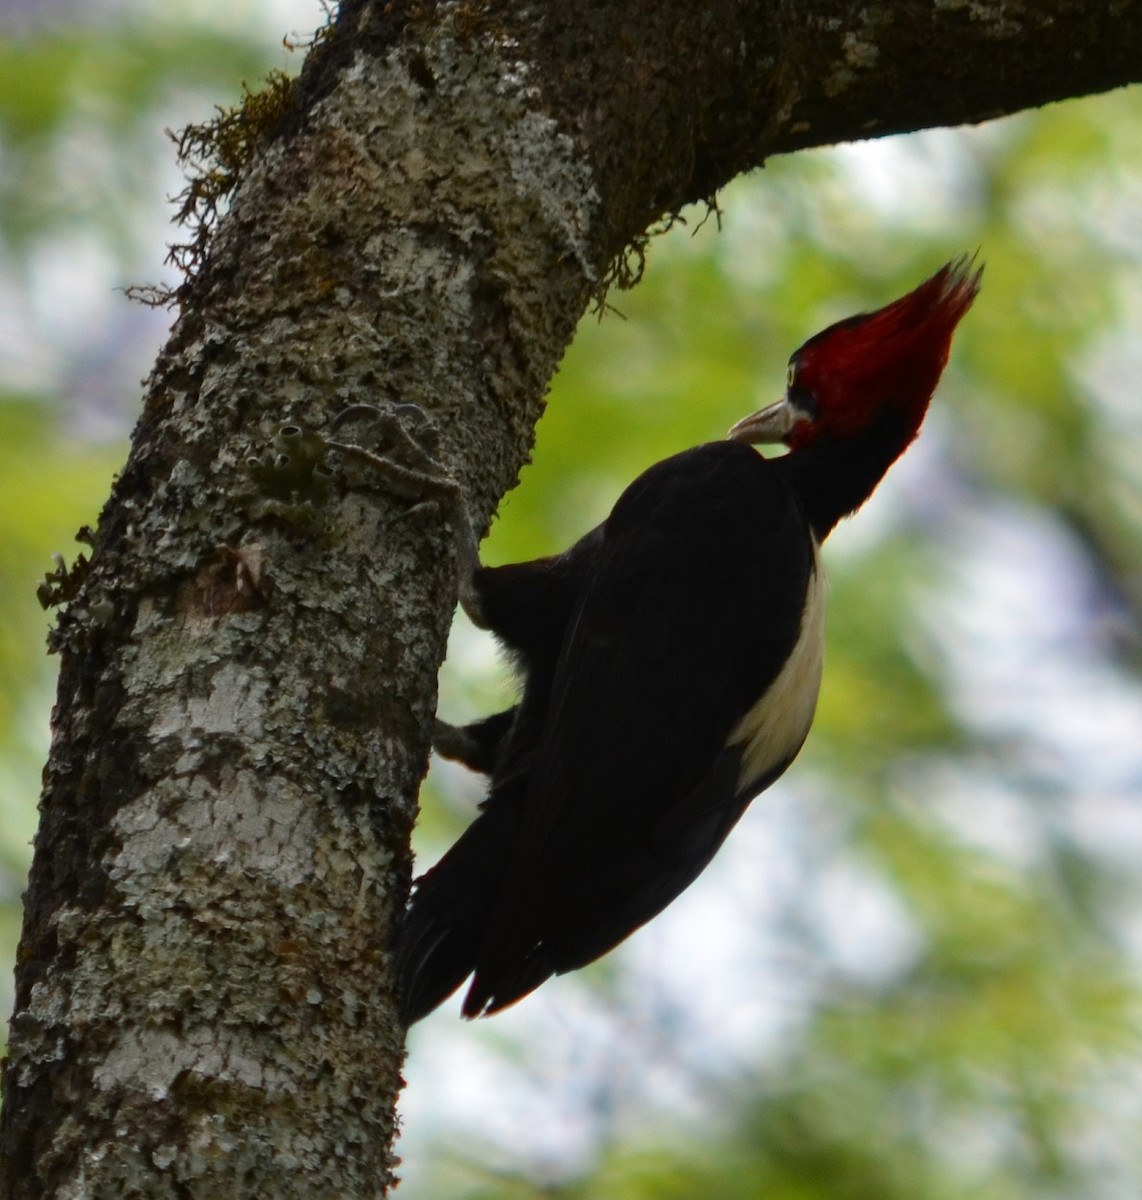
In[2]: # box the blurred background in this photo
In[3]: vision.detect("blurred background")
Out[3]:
[3,2,1142,1196]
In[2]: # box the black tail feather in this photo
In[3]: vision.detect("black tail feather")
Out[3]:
[461,951,556,1019]
[396,800,518,1024]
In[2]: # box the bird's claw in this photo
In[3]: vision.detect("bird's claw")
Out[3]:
[325,403,487,625]
[325,403,458,506]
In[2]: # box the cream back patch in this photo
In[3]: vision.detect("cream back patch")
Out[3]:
[729,547,825,792]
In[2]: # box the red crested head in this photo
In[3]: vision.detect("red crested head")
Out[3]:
[729,256,982,454]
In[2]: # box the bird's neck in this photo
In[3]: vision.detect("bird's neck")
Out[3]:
[772,410,920,541]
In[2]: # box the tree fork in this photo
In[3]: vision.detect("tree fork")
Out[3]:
[3,1,1139,1196]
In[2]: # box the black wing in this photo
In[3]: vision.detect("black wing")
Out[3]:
[397,532,604,1023]
[464,441,816,1015]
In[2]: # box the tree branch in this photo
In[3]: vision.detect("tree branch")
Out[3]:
[2,0,1137,1195]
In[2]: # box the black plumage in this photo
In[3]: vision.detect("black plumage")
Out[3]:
[397,257,982,1023]
[399,443,815,1021]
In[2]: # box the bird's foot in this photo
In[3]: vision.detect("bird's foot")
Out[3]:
[431,708,516,775]
[326,403,457,508]
[325,404,486,624]
[431,718,482,764]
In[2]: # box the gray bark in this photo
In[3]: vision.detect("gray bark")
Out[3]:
[2,0,1139,1196]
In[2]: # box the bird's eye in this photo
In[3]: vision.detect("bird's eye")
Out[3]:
[786,362,797,389]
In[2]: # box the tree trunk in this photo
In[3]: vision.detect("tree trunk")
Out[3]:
[3,1,1139,1196]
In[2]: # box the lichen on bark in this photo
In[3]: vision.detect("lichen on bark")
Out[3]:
[2,6,604,1196]
[4,0,1141,1195]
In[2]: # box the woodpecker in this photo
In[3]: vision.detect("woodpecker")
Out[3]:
[397,257,982,1023]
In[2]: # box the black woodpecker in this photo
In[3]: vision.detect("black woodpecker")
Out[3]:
[397,257,982,1023]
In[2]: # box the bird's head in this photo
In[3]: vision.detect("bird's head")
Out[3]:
[729,257,982,453]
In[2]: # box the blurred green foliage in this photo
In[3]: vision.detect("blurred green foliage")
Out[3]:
[3,7,1142,1198]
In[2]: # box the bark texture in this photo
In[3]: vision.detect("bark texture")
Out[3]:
[3,0,1139,1197]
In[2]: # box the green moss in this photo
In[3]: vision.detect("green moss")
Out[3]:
[130,9,337,306]
[164,70,298,291]
[592,198,721,313]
